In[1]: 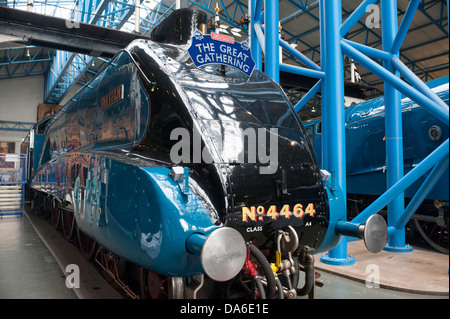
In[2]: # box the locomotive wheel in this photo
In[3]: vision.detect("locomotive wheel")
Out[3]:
[61,209,76,240]
[414,218,448,254]
[50,204,60,229]
[31,192,43,214]
[77,228,97,260]
[43,196,52,220]
[140,268,170,299]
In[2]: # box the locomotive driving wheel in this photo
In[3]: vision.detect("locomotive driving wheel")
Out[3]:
[413,202,448,254]
[61,209,76,240]
[77,227,97,260]
[413,216,448,254]
[50,203,60,229]
[140,268,170,299]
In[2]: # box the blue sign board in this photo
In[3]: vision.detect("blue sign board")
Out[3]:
[188,30,256,77]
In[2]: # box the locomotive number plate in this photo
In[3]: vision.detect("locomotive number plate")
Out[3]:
[242,203,316,222]
[101,84,124,110]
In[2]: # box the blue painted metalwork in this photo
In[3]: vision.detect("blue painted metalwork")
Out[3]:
[381,0,409,252]
[250,0,448,262]
[317,0,353,265]
[293,80,321,112]
[305,77,449,253]
[264,0,279,83]
[249,0,262,70]
[353,139,449,225]
[0,120,35,132]
[1,0,176,104]
[0,46,53,79]
[337,0,448,251]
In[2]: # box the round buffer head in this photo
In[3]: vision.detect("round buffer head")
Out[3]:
[363,214,388,253]
[201,227,247,282]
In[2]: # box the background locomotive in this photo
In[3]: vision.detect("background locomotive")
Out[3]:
[22,9,385,299]
[305,76,449,254]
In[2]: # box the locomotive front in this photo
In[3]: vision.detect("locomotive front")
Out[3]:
[126,9,335,298]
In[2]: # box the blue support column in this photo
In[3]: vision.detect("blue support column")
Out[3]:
[319,0,354,266]
[264,0,279,83]
[250,0,262,70]
[381,0,412,252]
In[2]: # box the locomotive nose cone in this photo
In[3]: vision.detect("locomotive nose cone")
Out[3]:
[362,214,388,253]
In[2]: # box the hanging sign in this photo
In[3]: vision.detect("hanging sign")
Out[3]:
[188,30,256,77]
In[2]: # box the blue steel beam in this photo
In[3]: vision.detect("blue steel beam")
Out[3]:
[380,0,408,252]
[0,46,53,79]
[341,5,446,88]
[339,1,447,255]
[293,80,321,112]
[249,0,448,261]
[397,156,449,231]
[284,1,447,91]
[249,0,262,70]
[265,0,279,83]
[417,0,449,37]
[317,0,352,265]
[43,0,113,103]
[286,0,319,22]
[0,120,35,131]
[341,41,449,122]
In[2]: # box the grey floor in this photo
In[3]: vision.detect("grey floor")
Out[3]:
[0,214,447,299]
[0,215,77,299]
[301,270,447,299]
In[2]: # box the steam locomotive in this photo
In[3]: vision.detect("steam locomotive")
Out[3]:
[305,76,449,254]
[23,9,384,299]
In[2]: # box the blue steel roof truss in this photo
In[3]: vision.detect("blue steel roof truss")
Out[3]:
[1,0,448,110]
[0,46,54,79]
[1,0,175,104]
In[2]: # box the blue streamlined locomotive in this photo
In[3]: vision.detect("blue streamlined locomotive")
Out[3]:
[306,76,449,254]
[23,9,384,299]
